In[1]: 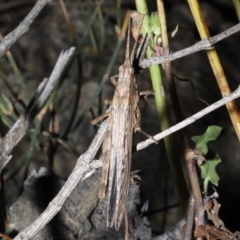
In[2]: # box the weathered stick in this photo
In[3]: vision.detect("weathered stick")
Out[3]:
[0,0,51,58]
[0,47,75,172]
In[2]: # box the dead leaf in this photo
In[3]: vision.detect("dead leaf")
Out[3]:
[205,198,225,230]
[203,196,239,239]
[194,225,237,240]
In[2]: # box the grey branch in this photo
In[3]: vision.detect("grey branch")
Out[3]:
[25,47,75,121]
[0,0,51,58]
[13,120,108,240]
[140,22,240,68]
[0,47,75,173]
[136,85,240,151]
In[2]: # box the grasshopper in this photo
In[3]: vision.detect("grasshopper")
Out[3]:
[92,13,156,230]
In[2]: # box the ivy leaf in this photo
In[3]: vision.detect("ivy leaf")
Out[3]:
[201,154,221,192]
[191,126,222,155]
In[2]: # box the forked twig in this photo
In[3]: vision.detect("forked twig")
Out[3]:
[0,0,51,58]
[0,47,75,172]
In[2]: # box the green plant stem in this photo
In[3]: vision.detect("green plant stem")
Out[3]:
[72,12,130,131]
[72,38,123,130]
[135,0,188,213]
[6,51,30,101]
[78,0,104,47]
[58,0,83,140]
[96,1,105,51]
[116,0,122,27]
[20,117,42,194]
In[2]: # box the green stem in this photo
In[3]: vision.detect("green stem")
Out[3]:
[135,0,188,213]
[78,0,104,47]
[72,11,130,131]
[6,51,30,101]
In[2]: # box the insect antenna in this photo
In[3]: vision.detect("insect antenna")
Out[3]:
[125,16,131,60]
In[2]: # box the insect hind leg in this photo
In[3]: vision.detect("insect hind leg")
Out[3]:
[134,105,158,144]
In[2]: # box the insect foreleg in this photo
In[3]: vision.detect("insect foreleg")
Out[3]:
[91,112,109,125]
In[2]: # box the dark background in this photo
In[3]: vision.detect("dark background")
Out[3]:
[0,0,240,236]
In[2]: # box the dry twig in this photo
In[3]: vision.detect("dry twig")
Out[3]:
[0,47,75,172]
[0,0,51,58]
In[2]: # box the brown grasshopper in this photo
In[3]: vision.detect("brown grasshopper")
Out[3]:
[92,13,156,230]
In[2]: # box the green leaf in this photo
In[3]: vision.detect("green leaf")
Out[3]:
[191,126,222,155]
[201,154,221,192]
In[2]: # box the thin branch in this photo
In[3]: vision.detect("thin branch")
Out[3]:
[13,120,107,240]
[0,47,75,172]
[26,47,76,121]
[136,85,240,151]
[0,0,51,58]
[184,194,195,240]
[185,150,204,229]
[140,22,240,68]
